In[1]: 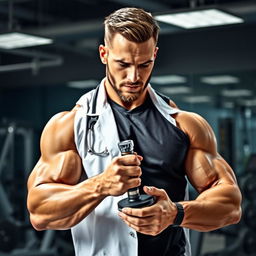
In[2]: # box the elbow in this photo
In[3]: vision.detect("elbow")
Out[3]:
[224,200,242,227]
[27,199,48,231]
[205,207,242,232]
[229,206,242,225]
[226,186,242,225]
[231,189,243,225]
[30,214,48,231]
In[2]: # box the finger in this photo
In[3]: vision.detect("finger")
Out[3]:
[120,218,159,236]
[118,212,156,227]
[117,154,142,166]
[126,177,141,189]
[143,186,168,198]
[122,205,155,218]
[119,166,142,177]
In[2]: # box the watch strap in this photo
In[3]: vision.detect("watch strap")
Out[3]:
[173,202,184,227]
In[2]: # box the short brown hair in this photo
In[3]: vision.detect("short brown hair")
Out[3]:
[104,7,160,46]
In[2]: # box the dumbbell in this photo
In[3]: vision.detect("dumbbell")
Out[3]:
[117,140,155,211]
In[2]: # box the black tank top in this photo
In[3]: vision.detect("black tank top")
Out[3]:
[109,95,190,256]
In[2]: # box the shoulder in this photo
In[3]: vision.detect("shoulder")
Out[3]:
[174,111,217,154]
[40,106,81,159]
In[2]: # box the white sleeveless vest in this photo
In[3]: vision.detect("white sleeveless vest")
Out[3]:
[72,78,191,256]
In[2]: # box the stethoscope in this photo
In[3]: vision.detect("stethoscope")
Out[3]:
[87,85,110,157]
[86,83,171,157]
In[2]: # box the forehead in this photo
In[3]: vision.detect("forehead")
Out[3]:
[108,33,156,60]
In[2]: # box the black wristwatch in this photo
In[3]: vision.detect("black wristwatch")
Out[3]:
[172,202,184,227]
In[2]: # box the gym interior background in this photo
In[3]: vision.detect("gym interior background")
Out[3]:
[0,0,255,255]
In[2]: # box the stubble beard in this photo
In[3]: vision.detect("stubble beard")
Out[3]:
[106,64,152,103]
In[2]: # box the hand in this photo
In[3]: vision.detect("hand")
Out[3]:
[118,186,178,236]
[100,154,143,196]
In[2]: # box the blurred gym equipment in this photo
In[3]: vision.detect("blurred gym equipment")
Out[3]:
[198,154,256,256]
[0,121,74,256]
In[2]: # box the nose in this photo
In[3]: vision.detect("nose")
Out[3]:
[127,67,139,84]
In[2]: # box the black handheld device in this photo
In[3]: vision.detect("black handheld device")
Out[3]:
[117,140,156,211]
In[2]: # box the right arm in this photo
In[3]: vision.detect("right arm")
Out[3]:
[27,107,142,231]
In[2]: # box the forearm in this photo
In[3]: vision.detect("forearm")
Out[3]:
[180,184,242,231]
[27,174,106,230]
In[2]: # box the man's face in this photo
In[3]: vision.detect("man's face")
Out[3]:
[99,33,158,106]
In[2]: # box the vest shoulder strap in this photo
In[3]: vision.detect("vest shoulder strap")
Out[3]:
[155,90,170,104]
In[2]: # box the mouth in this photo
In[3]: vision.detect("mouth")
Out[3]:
[122,85,141,92]
[123,82,142,88]
[124,84,140,88]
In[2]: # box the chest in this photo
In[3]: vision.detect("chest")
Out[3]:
[111,103,190,175]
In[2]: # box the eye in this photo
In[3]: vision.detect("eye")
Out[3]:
[118,62,129,68]
[139,63,150,68]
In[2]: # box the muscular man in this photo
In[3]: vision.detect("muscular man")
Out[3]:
[27,7,242,256]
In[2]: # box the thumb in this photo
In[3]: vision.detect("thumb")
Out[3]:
[143,186,167,198]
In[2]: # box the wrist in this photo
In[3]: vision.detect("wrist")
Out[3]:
[95,173,110,196]
[172,202,184,227]
[81,173,109,197]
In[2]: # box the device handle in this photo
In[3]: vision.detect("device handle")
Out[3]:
[118,140,140,202]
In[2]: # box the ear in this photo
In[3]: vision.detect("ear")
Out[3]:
[99,44,108,64]
[154,47,159,59]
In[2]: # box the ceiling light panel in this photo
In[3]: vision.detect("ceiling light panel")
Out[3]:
[201,75,240,85]
[223,102,235,109]
[0,32,53,49]
[151,75,187,84]
[239,99,256,107]
[155,9,243,29]
[182,95,212,103]
[221,89,252,97]
[160,86,192,95]
[68,79,99,89]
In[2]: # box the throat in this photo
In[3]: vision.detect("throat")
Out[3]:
[108,93,151,113]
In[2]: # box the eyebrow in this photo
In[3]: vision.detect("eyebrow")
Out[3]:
[114,59,154,65]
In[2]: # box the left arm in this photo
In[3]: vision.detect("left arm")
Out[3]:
[177,111,242,231]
